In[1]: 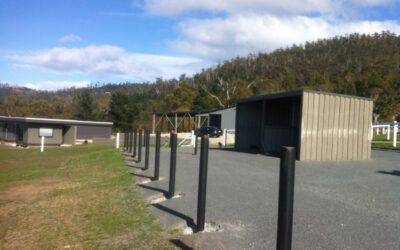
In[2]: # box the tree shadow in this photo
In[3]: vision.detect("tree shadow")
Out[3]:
[376,170,400,176]
[169,239,194,250]
[152,203,197,232]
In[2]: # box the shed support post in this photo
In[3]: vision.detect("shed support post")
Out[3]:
[152,113,155,134]
[260,100,266,153]
[197,116,200,129]
[175,113,178,132]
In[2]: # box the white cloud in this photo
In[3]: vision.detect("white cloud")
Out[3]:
[141,0,334,16]
[58,34,82,43]
[140,0,399,16]
[168,14,400,60]
[351,0,397,7]
[9,45,202,81]
[24,81,90,91]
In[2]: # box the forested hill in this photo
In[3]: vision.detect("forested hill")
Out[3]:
[1,32,399,128]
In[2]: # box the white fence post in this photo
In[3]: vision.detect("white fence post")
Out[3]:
[370,126,373,140]
[223,129,227,147]
[393,121,398,147]
[377,127,380,135]
[191,130,195,147]
[40,136,44,152]
[387,125,390,140]
[116,133,120,149]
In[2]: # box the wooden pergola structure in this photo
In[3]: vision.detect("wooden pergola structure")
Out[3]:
[152,111,210,133]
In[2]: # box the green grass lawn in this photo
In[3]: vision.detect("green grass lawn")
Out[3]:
[0,144,171,249]
[371,133,400,149]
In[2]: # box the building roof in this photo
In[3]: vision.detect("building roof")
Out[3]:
[236,89,373,104]
[0,116,113,126]
[195,106,236,116]
[153,110,211,116]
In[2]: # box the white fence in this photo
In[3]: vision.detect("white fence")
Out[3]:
[178,129,235,147]
[371,121,398,147]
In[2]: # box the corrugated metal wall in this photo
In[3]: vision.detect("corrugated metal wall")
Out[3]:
[235,101,262,149]
[300,91,373,161]
[209,107,236,130]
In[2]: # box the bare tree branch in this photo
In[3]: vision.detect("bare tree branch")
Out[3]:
[247,81,255,88]
[202,87,225,108]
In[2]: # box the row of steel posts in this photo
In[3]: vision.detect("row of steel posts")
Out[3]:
[122,129,295,249]
[122,129,210,232]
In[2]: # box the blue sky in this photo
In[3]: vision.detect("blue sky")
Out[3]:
[1,0,400,90]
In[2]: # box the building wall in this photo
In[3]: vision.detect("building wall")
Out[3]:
[208,107,236,130]
[300,91,373,161]
[0,122,5,140]
[63,125,76,145]
[235,101,263,150]
[26,123,63,145]
[76,125,112,139]
[2,122,17,141]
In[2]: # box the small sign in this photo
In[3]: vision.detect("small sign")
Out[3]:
[39,127,53,137]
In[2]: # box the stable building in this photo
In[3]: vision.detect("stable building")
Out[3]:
[0,116,113,146]
[235,90,373,161]
[195,107,236,130]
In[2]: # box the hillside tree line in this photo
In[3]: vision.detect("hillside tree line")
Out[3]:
[1,31,399,130]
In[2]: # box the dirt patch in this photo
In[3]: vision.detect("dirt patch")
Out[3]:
[0,179,80,216]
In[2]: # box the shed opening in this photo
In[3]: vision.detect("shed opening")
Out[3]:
[262,96,301,158]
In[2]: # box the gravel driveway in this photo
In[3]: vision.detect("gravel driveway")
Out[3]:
[125,147,400,249]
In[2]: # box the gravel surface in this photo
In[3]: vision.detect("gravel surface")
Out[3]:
[125,147,400,250]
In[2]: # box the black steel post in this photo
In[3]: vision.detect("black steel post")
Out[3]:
[128,130,133,153]
[133,130,137,157]
[197,136,209,232]
[137,130,142,163]
[276,147,296,250]
[144,131,150,170]
[193,135,198,155]
[154,132,161,180]
[168,133,177,198]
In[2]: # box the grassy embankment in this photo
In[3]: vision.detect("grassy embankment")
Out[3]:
[0,144,170,249]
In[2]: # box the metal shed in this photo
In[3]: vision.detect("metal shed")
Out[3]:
[235,90,373,161]
[195,107,236,130]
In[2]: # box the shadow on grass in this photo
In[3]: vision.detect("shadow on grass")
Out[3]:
[137,183,168,196]
[152,203,197,232]
[376,170,400,176]
[170,239,194,250]
[130,172,154,179]
[126,164,143,170]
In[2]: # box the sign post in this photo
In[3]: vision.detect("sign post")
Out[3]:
[40,136,44,152]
